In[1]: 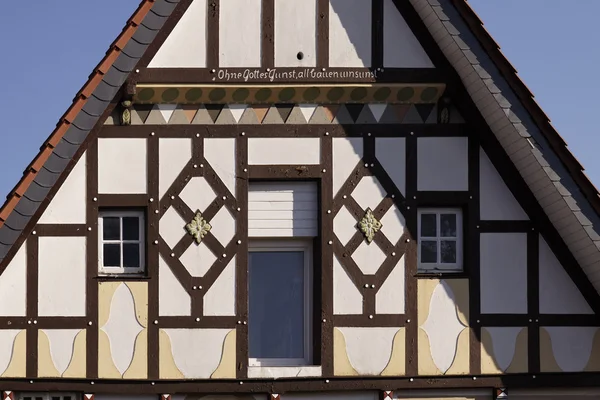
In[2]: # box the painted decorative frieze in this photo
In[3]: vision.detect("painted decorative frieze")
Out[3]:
[106,103,453,125]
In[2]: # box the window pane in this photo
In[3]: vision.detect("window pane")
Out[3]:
[440,214,457,237]
[103,244,121,267]
[420,214,436,237]
[123,243,140,269]
[420,240,437,263]
[103,217,120,240]
[249,251,305,359]
[123,217,140,240]
[441,241,457,263]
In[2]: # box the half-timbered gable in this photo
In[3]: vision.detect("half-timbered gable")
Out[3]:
[1,0,600,398]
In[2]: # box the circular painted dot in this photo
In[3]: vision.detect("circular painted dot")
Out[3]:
[255,88,272,102]
[303,87,321,101]
[138,88,155,102]
[327,87,345,102]
[373,87,391,101]
[232,88,250,102]
[185,88,203,102]
[161,88,180,102]
[397,87,415,102]
[421,87,439,102]
[350,87,368,101]
[209,88,226,102]
[278,88,296,102]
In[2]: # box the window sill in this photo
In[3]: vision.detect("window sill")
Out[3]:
[247,366,322,378]
[415,271,468,279]
[94,274,150,281]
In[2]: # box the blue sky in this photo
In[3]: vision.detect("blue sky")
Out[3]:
[0,0,598,200]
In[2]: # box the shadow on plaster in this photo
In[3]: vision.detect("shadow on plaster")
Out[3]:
[540,327,600,373]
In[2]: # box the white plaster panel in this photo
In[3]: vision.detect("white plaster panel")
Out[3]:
[334,205,357,246]
[421,281,466,373]
[164,328,231,378]
[333,138,363,196]
[159,138,192,199]
[248,366,322,378]
[204,138,237,198]
[337,327,398,375]
[248,138,321,165]
[546,327,597,372]
[219,0,262,67]
[352,176,387,212]
[38,237,86,317]
[417,137,468,191]
[479,148,528,220]
[160,207,186,249]
[376,137,406,196]
[179,177,217,213]
[43,329,79,375]
[209,207,236,246]
[352,240,387,275]
[179,241,217,277]
[329,0,372,67]
[380,204,405,245]
[101,283,144,375]
[539,237,593,314]
[275,0,317,67]
[98,138,147,194]
[159,255,191,316]
[148,0,207,67]
[38,152,86,224]
[333,256,362,315]
[0,243,26,316]
[283,392,377,400]
[376,256,405,314]
[204,257,236,316]
[0,330,20,375]
[249,182,318,237]
[383,0,433,68]
[480,233,527,314]
[485,327,522,372]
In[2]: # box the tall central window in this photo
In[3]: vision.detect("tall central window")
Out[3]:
[247,181,318,368]
[248,240,312,366]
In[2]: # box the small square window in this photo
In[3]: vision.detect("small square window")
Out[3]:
[417,208,463,273]
[98,210,145,275]
[248,240,312,367]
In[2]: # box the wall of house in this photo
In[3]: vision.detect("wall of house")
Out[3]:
[0,0,598,386]
[146,0,433,69]
[0,107,597,381]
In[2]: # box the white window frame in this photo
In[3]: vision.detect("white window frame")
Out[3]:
[248,239,313,367]
[417,208,463,272]
[98,210,145,275]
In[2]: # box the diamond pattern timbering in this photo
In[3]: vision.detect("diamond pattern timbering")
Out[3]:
[331,139,410,321]
[112,103,444,125]
[158,139,238,312]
